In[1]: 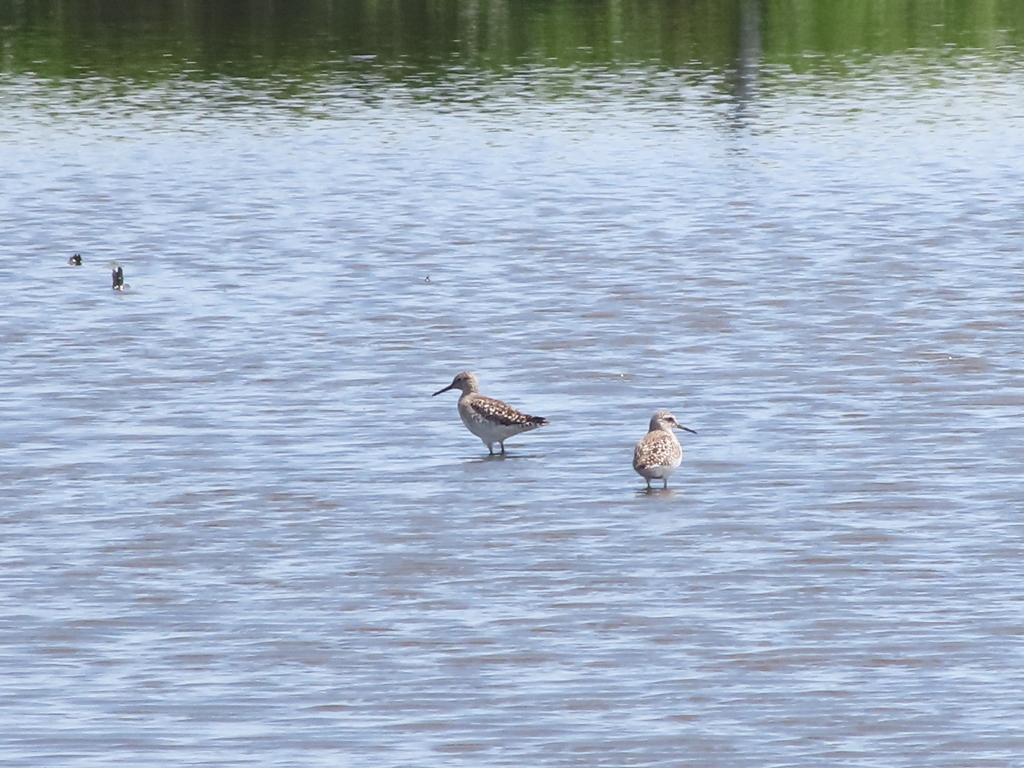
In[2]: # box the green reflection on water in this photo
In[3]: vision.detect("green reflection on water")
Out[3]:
[1,0,1023,80]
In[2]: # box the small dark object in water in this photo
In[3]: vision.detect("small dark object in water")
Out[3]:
[68,253,82,266]
[112,264,125,290]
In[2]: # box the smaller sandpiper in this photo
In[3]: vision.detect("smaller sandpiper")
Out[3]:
[433,371,549,455]
[109,261,130,291]
[633,410,696,490]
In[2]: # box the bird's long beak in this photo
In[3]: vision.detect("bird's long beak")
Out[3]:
[432,384,454,397]
[681,425,697,435]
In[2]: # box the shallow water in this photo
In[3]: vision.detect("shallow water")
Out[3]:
[2,8,1024,766]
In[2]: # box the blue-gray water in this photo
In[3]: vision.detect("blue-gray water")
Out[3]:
[2,50,1024,767]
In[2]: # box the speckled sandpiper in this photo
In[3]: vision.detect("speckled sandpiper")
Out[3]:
[432,371,549,455]
[633,410,696,489]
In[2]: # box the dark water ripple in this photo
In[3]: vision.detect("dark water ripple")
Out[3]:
[2,59,1023,766]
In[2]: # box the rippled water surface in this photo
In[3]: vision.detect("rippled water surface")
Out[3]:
[2,33,1024,768]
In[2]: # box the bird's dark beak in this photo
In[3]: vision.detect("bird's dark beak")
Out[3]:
[681,425,697,435]
[432,384,454,397]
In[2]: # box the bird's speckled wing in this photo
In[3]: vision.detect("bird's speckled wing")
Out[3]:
[633,430,681,470]
[467,395,548,428]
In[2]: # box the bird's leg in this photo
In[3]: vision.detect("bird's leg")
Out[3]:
[487,443,495,455]
[500,442,506,454]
